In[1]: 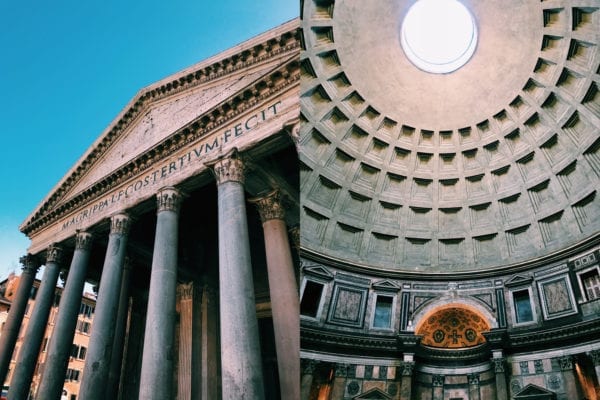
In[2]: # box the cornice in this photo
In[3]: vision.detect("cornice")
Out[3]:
[507,319,600,349]
[21,23,300,236]
[301,326,398,354]
[22,44,300,236]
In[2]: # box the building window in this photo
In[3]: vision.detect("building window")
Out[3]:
[513,289,534,323]
[30,286,38,300]
[76,320,91,334]
[79,303,95,318]
[580,268,600,301]
[42,337,49,352]
[373,295,394,329]
[65,368,80,382]
[79,346,87,360]
[300,280,324,318]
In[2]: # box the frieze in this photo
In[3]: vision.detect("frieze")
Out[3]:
[23,55,299,238]
[22,25,300,231]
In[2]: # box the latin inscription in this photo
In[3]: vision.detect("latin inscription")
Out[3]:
[62,101,281,230]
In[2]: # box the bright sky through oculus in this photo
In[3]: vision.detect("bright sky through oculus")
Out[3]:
[401,0,477,73]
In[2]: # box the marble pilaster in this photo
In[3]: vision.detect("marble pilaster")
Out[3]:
[177,282,194,400]
[301,359,317,400]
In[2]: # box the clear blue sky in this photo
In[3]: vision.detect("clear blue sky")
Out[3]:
[0,0,298,279]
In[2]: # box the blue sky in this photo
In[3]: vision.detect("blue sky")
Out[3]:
[0,1,298,280]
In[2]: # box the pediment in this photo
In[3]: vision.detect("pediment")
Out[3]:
[505,274,533,287]
[372,279,400,291]
[302,265,334,280]
[514,383,556,399]
[353,388,392,399]
[21,20,300,236]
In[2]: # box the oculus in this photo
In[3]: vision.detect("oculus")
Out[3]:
[400,0,478,73]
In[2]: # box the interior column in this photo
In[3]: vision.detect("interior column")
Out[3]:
[8,246,63,399]
[37,231,93,400]
[0,254,40,384]
[139,187,183,400]
[212,152,265,400]
[80,213,131,400]
[251,190,299,399]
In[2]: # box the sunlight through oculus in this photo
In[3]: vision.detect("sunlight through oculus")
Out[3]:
[401,0,477,74]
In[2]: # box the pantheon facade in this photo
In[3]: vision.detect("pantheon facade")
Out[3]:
[299,0,600,400]
[0,20,300,400]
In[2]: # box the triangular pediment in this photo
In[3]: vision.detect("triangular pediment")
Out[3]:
[514,383,556,399]
[302,264,334,280]
[372,279,400,291]
[21,20,299,236]
[505,274,533,287]
[353,388,392,399]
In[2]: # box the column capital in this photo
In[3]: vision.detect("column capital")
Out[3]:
[432,374,444,387]
[250,190,285,222]
[75,231,94,251]
[590,350,600,366]
[468,373,480,386]
[210,150,245,185]
[558,355,573,371]
[156,187,184,213]
[110,213,131,235]
[301,359,318,375]
[334,363,349,377]
[401,361,415,376]
[177,282,194,301]
[492,357,506,373]
[19,254,40,274]
[46,244,64,265]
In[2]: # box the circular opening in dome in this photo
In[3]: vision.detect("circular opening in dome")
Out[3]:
[401,0,478,74]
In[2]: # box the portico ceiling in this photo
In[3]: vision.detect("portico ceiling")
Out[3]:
[300,0,600,273]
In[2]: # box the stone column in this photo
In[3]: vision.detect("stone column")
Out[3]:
[177,282,194,400]
[468,373,481,400]
[8,246,62,400]
[558,355,584,399]
[492,356,508,400]
[400,361,415,400]
[590,350,600,394]
[79,213,131,400]
[0,254,39,384]
[37,231,93,400]
[105,257,132,400]
[432,374,444,400]
[211,153,265,400]
[330,363,348,400]
[301,359,317,400]
[139,187,183,400]
[250,190,299,400]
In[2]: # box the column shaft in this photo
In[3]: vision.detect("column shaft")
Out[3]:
[0,255,39,384]
[9,247,62,400]
[300,360,317,400]
[400,361,415,400]
[251,191,299,399]
[492,358,508,400]
[213,155,265,399]
[432,375,444,400]
[37,231,93,400]
[199,284,219,400]
[104,258,132,400]
[177,282,193,400]
[139,188,182,400]
[80,214,130,400]
[468,374,481,400]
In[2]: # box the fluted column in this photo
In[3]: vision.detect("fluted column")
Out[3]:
[251,190,299,399]
[37,231,93,400]
[139,187,183,400]
[105,257,132,400]
[468,373,481,400]
[212,153,265,399]
[177,282,194,400]
[301,359,317,400]
[79,213,131,400]
[9,246,63,400]
[0,254,40,385]
[558,355,584,399]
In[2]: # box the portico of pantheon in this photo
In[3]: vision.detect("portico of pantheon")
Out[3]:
[0,19,300,400]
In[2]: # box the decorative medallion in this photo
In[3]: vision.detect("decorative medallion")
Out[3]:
[347,381,360,396]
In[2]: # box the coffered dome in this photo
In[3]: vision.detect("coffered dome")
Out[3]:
[300,0,600,273]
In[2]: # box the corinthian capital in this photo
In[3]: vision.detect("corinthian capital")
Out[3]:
[20,254,40,274]
[110,213,131,235]
[250,190,285,222]
[156,187,183,213]
[46,244,64,265]
[210,150,245,185]
[75,231,93,251]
